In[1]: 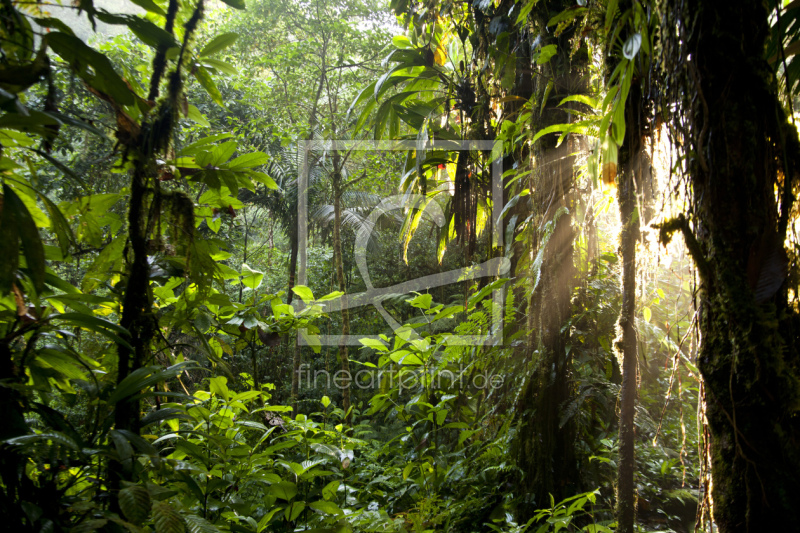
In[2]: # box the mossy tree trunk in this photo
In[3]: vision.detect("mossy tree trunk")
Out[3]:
[664,0,800,529]
[615,116,643,533]
[514,11,590,512]
[332,151,351,421]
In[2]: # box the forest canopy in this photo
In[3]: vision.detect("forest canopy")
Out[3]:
[1,0,799,532]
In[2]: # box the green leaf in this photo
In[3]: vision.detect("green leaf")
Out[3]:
[359,338,389,351]
[108,363,194,404]
[228,152,268,170]
[285,501,305,522]
[184,514,222,533]
[200,33,238,57]
[51,312,132,350]
[152,501,183,533]
[219,0,246,9]
[558,94,599,109]
[33,17,77,36]
[270,481,297,501]
[6,432,81,451]
[643,306,652,323]
[232,390,262,402]
[248,171,278,189]
[208,141,237,166]
[408,293,433,309]
[127,0,166,15]
[47,32,135,106]
[317,291,343,302]
[240,263,264,290]
[119,484,151,525]
[140,408,190,428]
[322,480,340,500]
[2,184,45,292]
[321,395,331,408]
[187,105,210,127]
[194,67,223,106]
[536,44,557,65]
[95,13,177,50]
[531,123,569,145]
[200,58,238,76]
[291,285,314,302]
[257,506,284,531]
[81,238,125,293]
[390,351,423,365]
[208,376,230,400]
[547,7,587,28]
[309,500,342,516]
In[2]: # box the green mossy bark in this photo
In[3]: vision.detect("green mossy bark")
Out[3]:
[673,0,800,529]
[514,7,590,513]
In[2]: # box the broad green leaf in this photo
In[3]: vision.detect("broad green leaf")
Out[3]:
[118,484,150,525]
[291,285,314,302]
[3,184,44,292]
[390,351,423,366]
[309,500,342,516]
[241,263,264,290]
[208,376,230,400]
[187,105,210,127]
[232,390,262,402]
[248,171,278,189]
[208,141,237,166]
[127,0,166,15]
[270,481,297,501]
[322,480,339,500]
[408,293,433,309]
[228,152,268,170]
[257,506,284,531]
[50,313,132,350]
[33,17,77,35]
[194,66,223,106]
[317,291,344,302]
[184,514,222,533]
[558,94,599,109]
[219,0,246,9]
[200,33,238,57]
[359,338,389,351]
[201,58,239,76]
[95,13,178,50]
[285,501,305,522]
[82,238,125,293]
[108,363,194,404]
[47,32,135,106]
[536,44,557,65]
[152,501,183,533]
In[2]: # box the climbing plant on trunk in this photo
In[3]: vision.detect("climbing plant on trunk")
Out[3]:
[659,0,800,529]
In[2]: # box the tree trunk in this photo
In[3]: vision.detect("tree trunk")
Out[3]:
[615,157,638,533]
[332,152,351,421]
[514,9,589,512]
[613,18,647,529]
[289,66,326,410]
[663,0,800,529]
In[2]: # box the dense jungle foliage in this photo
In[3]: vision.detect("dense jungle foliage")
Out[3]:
[2,0,800,531]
